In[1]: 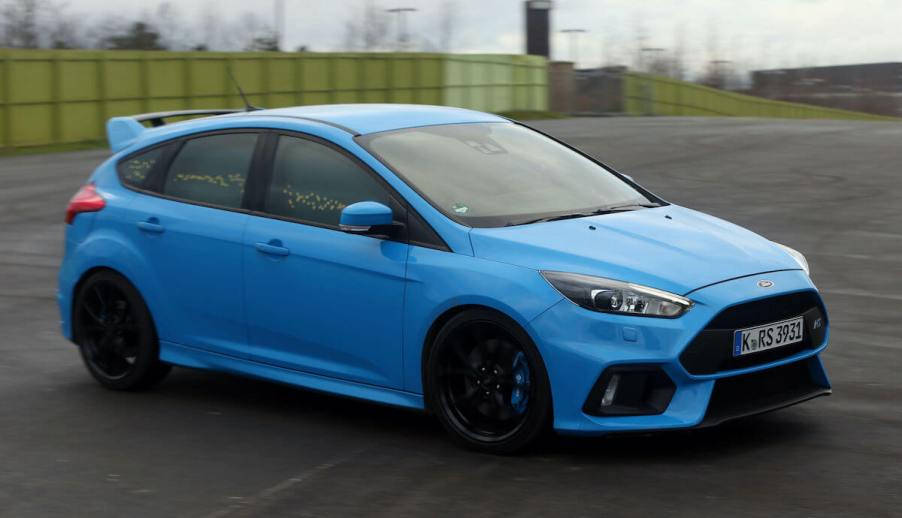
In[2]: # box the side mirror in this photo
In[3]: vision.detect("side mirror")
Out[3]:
[339,201,395,235]
[621,173,635,182]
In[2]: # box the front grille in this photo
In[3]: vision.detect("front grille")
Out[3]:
[702,358,830,426]
[680,291,827,375]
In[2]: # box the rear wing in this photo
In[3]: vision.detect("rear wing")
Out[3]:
[105,109,243,153]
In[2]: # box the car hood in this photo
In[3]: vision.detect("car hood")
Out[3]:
[469,205,801,295]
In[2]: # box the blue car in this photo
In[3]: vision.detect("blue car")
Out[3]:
[58,104,830,453]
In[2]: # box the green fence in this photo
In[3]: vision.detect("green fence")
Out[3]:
[0,50,547,149]
[623,73,898,121]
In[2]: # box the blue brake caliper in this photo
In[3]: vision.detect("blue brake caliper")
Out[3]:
[510,351,530,415]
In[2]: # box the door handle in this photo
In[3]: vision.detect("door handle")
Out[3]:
[137,218,165,234]
[255,240,290,257]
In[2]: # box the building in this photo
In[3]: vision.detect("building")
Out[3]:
[751,62,902,117]
[524,1,553,58]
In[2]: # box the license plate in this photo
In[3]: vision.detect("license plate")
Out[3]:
[733,316,804,357]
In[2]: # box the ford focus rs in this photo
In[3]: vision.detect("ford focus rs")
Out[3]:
[58,104,831,453]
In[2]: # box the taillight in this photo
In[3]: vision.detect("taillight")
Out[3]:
[65,183,106,224]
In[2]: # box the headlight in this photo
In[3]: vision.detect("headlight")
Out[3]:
[541,271,693,318]
[775,243,809,275]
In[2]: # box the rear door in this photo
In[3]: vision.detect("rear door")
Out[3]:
[242,133,409,388]
[126,131,263,358]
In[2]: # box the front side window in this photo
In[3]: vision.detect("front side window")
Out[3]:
[119,147,165,189]
[360,123,658,228]
[265,136,393,227]
[162,133,258,209]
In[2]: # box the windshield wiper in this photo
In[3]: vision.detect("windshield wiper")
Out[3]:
[508,202,663,227]
[513,211,599,226]
[603,202,662,211]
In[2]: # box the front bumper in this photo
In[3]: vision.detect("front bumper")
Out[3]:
[528,269,831,435]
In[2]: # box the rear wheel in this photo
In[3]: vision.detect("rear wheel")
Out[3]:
[72,271,171,391]
[425,309,551,454]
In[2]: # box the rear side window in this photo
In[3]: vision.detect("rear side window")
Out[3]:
[265,136,393,226]
[118,147,164,189]
[162,133,258,209]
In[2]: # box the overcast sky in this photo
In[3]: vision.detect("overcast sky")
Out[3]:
[65,0,902,74]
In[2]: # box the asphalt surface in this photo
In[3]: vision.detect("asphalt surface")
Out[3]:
[1,117,900,517]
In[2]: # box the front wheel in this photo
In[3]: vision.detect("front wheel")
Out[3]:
[424,309,552,454]
[72,270,171,391]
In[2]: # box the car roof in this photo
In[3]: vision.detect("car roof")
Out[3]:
[107,104,511,154]
[231,104,507,135]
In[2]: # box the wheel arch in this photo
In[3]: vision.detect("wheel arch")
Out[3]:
[419,303,552,413]
[70,266,160,346]
[420,304,492,376]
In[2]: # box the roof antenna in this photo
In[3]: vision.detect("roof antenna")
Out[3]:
[227,67,263,112]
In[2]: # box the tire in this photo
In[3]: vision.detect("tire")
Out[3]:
[424,309,552,454]
[72,270,171,391]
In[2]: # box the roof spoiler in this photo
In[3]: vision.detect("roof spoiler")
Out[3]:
[105,109,243,153]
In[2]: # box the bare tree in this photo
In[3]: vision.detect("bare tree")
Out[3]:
[1,0,40,47]
[343,0,390,51]
[19,0,83,49]
[438,0,459,52]
[47,16,82,48]
[632,18,647,71]
[599,33,622,68]
[1,0,83,48]
[80,13,122,49]
[104,21,166,50]
[699,19,728,88]
[724,34,747,90]
[342,18,357,51]
[197,2,225,51]
[646,52,672,77]
[151,2,190,50]
[689,21,753,89]
[670,22,687,80]
[247,30,280,52]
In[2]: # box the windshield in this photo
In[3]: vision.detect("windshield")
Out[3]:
[359,122,659,227]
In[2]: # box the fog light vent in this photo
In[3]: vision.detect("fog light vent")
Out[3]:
[601,373,621,407]
[583,366,676,417]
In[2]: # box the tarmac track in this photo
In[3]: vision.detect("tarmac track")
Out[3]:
[0,117,900,517]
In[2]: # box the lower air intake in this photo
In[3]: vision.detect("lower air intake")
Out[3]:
[701,359,831,427]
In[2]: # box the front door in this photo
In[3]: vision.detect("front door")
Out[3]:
[243,134,409,388]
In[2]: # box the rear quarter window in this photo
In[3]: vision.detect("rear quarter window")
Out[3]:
[117,147,165,189]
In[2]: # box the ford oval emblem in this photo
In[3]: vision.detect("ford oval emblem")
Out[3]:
[757,280,774,288]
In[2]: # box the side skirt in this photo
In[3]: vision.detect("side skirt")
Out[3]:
[160,341,425,411]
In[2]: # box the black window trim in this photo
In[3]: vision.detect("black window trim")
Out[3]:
[114,127,451,252]
[115,140,173,193]
[250,129,450,252]
[115,128,267,217]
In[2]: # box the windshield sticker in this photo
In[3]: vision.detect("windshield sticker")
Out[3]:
[452,203,469,214]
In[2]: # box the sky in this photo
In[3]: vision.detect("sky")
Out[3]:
[62,0,902,75]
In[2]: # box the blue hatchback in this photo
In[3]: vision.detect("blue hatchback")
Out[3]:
[58,105,830,452]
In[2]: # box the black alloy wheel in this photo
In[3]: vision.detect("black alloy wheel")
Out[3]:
[73,270,171,390]
[426,309,551,453]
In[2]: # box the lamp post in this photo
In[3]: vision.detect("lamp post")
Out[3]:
[386,7,418,51]
[639,47,665,73]
[710,59,733,88]
[273,0,285,51]
[560,28,587,67]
